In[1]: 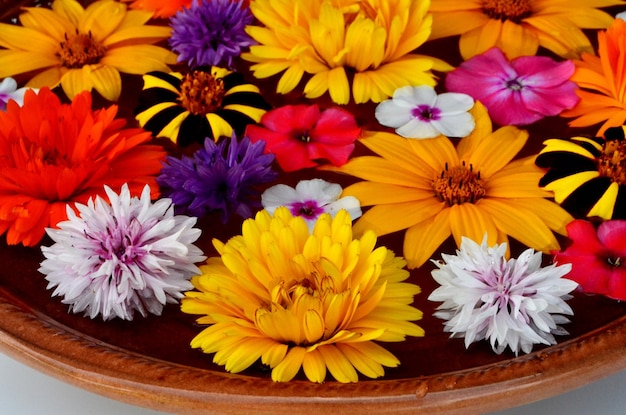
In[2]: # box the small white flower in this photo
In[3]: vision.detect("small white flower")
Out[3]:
[375,85,475,139]
[617,11,626,20]
[261,179,361,231]
[428,236,577,355]
[0,77,36,110]
[39,184,206,321]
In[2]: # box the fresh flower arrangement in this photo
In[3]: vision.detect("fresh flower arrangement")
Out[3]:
[1,0,626,385]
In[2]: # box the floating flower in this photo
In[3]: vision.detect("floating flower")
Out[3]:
[242,0,452,104]
[135,67,271,146]
[157,135,278,222]
[0,0,176,101]
[0,88,166,246]
[536,127,626,220]
[429,236,576,355]
[326,102,573,268]
[123,0,192,18]
[554,219,626,300]
[181,207,423,383]
[0,77,36,110]
[561,18,626,135]
[169,0,255,68]
[261,179,361,231]
[375,85,475,139]
[40,184,205,321]
[246,104,360,172]
[428,0,621,60]
[445,48,579,126]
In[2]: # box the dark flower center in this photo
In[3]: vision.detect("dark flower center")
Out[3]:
[607,256,623,267]
[598,138,626,185]
[412,105,441,121]
[432,162,486,206]
[58,30,106,68]
[298,131,312,143]
[482,0,532,23]
[179,71,226,115]
[506,78,524,91]
[289,200,324,219]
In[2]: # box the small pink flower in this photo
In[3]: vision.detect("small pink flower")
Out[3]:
[445,47,579,126]
[245,104,360,172]
[554,219,626,300]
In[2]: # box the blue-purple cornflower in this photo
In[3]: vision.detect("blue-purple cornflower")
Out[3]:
[169,0,255,68]
[157,134,278,222]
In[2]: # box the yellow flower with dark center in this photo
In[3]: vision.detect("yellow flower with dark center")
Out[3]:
[181,208,423,383]
[0,0,176,101]
[536,126,626,220]
[135,67,271,145]
[428,0,622,60]
[326,102,573,268]
[242,0,452,104]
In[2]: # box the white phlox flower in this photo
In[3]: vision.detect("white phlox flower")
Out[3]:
[375,85,475,139]
[39,184,206,321]
[0,77,36,110]
[261,178,362,232]
[428,236,577,355]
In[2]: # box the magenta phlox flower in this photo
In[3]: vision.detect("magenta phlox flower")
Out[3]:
[246,104,361,172]
[0,77,35,110]
[445,47,579,126]
[554,219,626,300]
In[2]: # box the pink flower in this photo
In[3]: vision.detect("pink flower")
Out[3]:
[245,104,360,172]
[445,48,579,126]
[554,220,626,300]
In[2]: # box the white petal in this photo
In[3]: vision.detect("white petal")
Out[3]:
[396,85,437,107]
[375,100,412,128]
[324,196,362,220]
[261,184,300,211]
[436,92,475,114]
[432,112,476,138]
[295,179,341,204]
[395,118,441,139]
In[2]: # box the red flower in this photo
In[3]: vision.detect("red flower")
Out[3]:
[554,219,626,300]
[0,88,166,246]
[246,104,360,172]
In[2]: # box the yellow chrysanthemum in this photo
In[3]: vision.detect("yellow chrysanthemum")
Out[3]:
[182,208,423,383]
[242,0,452,105]
[0,0,176,101]
[326,102,574,269]
[428,0,623,60]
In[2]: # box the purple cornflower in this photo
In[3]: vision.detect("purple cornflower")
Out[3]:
[169,0,255,68]
[157,134,278,222]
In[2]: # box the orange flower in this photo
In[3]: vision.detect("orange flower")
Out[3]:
[561,18,626,135]
[123,0,192,18]
[0,88,166,246]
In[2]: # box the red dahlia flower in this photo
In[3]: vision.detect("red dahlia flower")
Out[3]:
[0,88,166,246]
[246,104,361,172]
[554,219,626,300]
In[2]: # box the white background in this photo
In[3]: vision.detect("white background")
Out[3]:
[1,352,624,414]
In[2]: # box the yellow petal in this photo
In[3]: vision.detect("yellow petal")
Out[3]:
[335,343,385,379]
[496,20,539,59]
[88,64,122,101]
[448,203,499,249]
[79,0,126,40]
[542,171,599,202]
[0,23,59,54]
[0,50,59,78]
[587,181,619,219]
[318,345,358,383]
[403,208,452,269]
[477,199,561,252]
[301,349,327,383]
[467,126,528,178]
[100,45,175,74]
[51,0,85,26]
[102,25,172,47]
[342,182,432,206]
[18,8,75,41]
[327,66,350,105]
[272,346,306,382]
[459,19,503,60]
[276,64,304,94]
[60,67,93,99]
[333,156,428,188]
[509,198,573,235]
[352,199,444,237]
[26,66,65,88]
[408,135,460,173]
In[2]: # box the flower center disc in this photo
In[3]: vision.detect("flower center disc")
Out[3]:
[179,71,226,115]
[481,0,532,22]
[598,139,626,184]
[433,162,486,206]
[58,31,106,68]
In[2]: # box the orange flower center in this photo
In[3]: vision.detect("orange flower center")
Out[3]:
[179,71,226,115]
[58,31,106,68]
[433,162,486,206]
[598,139,626,185]
[481,0,532,22]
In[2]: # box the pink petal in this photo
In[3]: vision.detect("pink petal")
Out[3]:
[307,142,354,166]
[519,81,579,117]
[608,268,626,300]
[512,57,575,88]
[597,220,626,255]
[557,254,611,294]
[563,220,605,255]
[261,104,321,133]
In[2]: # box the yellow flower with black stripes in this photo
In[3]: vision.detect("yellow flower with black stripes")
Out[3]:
[536,126,626,220]
[135,66,271,146]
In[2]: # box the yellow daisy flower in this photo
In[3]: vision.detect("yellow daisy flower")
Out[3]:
[0,0,176,101]
[428,0,623,60]
[182,208,424,383]
[242,0,452,105]
[326,102,574,269]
